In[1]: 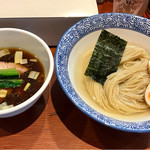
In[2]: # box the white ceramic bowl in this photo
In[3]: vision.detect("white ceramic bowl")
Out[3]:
[55,13,150,133]
[0,28,54,118]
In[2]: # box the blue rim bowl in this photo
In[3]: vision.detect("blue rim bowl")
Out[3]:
[55,13,150,133]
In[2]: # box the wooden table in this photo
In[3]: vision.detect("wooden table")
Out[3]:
[1,1,150,149]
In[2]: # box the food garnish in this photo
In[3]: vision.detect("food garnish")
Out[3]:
[28,71,40,80]
[21,59,28,64]
[0,68,19,79]
[0,89,7,98]
[0,102,14,110]
[0,49,10,58]
[14,51,23,63]
[30,59,37,62]
[0,62,28,75]
[0,79,23,88]
[84,29,127,85]
[24,83,31,91]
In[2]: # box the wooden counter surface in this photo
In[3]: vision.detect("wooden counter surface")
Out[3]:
[1,1,150,149]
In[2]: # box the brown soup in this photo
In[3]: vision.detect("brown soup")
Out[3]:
[0,48,45,106]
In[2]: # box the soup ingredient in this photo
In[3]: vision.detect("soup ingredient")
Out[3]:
[28,71,40,80]
[0,68,19,79]
[21,59,28,64]
[0,49,10,58]
[0,68,23,88]
[0,102,13,110]
[84,29,127,85]
[14,51,23,63]
[145,84,150,106]
[0,62,28,75]
[30,59,37,62]
[0,79,23,88]
[0,105,13,110]
[0,89,7,98]
[24,83,31,91]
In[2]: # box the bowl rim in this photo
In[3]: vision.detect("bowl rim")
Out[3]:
[55,13,150,133]
[0,28,54,116]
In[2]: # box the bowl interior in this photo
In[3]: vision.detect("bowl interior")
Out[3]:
[68,28,150,122]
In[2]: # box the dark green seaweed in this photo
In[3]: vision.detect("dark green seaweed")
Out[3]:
[84,29,127,85]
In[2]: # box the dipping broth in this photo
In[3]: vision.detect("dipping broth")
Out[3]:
[0,48,45,109]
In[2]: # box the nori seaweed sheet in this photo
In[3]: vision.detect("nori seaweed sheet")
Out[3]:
[84,29,127,85]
